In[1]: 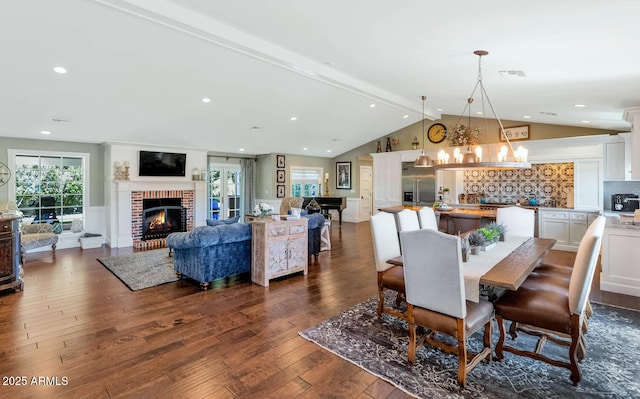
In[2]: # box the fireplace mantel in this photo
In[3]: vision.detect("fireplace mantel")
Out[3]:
[113,180,207,248]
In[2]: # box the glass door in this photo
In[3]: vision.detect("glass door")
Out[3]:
[208,164,242,220]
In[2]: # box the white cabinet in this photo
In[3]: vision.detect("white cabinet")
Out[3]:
[601,226,640,296]
[624,107,640,180]
[371,152,402,213]
[604,134,633,181]
[251,218,308,286]
[539,209,599,251]
[574,159,602,210]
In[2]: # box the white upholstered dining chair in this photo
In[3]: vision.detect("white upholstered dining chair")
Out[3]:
[417,206,438,230]
[370,212,406,321]
[496,206,535,237]
[396,209,420,232]
[399,229,493,387]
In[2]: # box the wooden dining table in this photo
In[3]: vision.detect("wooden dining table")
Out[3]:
[387,236,556,302]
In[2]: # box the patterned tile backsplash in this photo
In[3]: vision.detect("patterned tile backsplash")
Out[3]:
[462,163,574,207]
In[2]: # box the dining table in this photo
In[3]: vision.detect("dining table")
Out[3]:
[387,236,556,302]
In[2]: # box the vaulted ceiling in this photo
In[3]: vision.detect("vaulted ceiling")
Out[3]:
[1,0,638,157]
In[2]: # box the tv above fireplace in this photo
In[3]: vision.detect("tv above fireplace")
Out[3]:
[139,151,186,177]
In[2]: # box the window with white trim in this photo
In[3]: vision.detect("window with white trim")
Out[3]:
[290,167,322,197]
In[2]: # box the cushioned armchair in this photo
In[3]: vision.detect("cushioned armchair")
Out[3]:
[303,213,325,261]
[166,223,252,290]
[20,223,59,263]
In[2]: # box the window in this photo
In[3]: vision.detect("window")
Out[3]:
[290,167,322,197]
[208,163,242,220]
[9,150,88,231]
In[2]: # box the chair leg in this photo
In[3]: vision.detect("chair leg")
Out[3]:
[377,274,384,319]
[52,243,57,255]
[495,315,506,361]
[407,305,417,364]
[569,314,582,386]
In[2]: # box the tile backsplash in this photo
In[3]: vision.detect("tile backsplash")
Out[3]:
[462,163,574,207]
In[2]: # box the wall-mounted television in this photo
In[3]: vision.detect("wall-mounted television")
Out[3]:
[139,151,186,177]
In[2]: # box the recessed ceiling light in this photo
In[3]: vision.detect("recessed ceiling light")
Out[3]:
[476,111,483,115]
[202,98,211,103]
[40,130,51,135]
[326,149,332,153]
[238,148,245,152]
[249,126,262,131]
[403,115,409,119]
[53,66,67,74]
[574,104,586,108]
[303,147,308,151]
[523,115,531,119]
[581,120,591,124]
[437,108,443,112]
[369,104,376,108]
[290,116,297,121]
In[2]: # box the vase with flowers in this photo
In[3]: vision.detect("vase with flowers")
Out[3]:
[253,202,273,219]
[447,124,480,147]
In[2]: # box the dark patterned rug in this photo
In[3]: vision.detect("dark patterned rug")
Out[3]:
[300,294,640,398]
[98,249,177,291]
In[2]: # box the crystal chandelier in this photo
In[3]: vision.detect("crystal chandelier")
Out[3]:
[432,50,531,170]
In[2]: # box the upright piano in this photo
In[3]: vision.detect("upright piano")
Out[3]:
[302,196,347,225]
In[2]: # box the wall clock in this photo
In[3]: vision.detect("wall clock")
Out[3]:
[427,123,447,144]
[0,162,10,186]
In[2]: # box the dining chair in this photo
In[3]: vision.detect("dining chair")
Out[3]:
[496,206,535,237]
[417,206,438,230]
[449,213,481,235]
[399,229,493,387]
[370,212,406,321]
[396,209,420,232]
[493,216,606,386]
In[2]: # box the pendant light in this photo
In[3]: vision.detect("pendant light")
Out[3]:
[414,95,433,167]
[432,50,530,170]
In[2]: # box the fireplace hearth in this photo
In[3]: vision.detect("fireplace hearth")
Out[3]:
[141,198,186,241]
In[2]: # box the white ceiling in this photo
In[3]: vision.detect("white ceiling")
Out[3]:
[1,0,639,158]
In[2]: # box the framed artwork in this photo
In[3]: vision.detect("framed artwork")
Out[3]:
[336,161,351,189]
[276,154,286,168]
[276,184,285,198]
[276,169,285,183]
[500,125,530,141]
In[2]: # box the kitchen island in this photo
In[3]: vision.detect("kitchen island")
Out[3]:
[600,215,640,297]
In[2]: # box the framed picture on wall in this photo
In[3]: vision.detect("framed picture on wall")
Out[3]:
[276,169,285,183]
[276,154,286,168]
[336,161,351,189]
[276,184,285,198]
[500,125,530,141]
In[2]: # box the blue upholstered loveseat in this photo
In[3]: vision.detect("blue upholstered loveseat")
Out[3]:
[166,223,252,290]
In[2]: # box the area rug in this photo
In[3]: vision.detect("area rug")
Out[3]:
[300,294,640,399]
[98,249,178,291]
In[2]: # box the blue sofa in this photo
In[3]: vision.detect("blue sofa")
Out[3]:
[166,223,252,290]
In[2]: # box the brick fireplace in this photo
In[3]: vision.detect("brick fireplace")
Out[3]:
[113,181,206,249]
[131,190,194,249]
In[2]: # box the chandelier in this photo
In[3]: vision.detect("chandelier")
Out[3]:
[414,95,432,167]
[432,50,531,170]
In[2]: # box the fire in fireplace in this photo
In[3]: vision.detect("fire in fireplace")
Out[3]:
[141,198,186,241]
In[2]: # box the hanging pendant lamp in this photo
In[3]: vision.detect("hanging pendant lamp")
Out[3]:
[414,95,433,167]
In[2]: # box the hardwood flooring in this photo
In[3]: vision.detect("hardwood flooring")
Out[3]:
[1,222,638,398]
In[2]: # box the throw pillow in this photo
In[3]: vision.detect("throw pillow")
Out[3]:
[52,222,63,234]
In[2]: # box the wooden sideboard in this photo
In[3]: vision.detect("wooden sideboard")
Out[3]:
[251,218,308,287]
[0,216,22,294]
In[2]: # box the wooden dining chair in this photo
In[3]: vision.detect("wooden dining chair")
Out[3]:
[449,213,481,235]
[496,206,535,237]
[494,216,606,386]
[399,229,493,387]
[417,206,438,230]
[370,212,406,321]
[396,209,420,232]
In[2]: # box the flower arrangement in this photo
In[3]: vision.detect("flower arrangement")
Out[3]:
[253,202,273,217]
[447,124,480,147]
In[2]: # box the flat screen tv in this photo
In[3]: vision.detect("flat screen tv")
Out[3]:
[139,151,186,177]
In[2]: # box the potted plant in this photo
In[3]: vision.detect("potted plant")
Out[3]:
[486,221,508,241]
[466,230,486,254]
[477,227,500,250]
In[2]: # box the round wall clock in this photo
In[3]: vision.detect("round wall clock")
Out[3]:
[427,123,447,144]
[0,162,10,186]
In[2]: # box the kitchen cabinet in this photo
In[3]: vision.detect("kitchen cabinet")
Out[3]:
[574,159,602,210]
[251,218,308,287]
[371,152,402,213]
[539,209,599,251]
[604,134,633,181]
[601,225,640,296]
[624,107,640,180]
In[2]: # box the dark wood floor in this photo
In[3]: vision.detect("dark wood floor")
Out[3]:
[2,222,639,398]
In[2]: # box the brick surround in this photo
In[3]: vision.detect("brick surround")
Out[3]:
[131,190,194,249]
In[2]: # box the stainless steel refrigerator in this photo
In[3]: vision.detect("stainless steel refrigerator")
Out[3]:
[401,162,436,205]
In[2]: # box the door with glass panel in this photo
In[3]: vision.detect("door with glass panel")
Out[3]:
[208,164,242,220]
